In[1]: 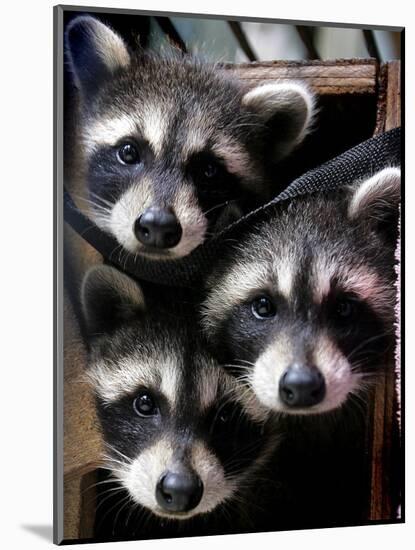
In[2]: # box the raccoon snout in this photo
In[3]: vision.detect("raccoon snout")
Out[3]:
[156,470,204,513]
[134,207,182,249]
[279,364,326,408]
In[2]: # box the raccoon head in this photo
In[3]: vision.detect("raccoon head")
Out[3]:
[66,16,316,260]
[202,167,400,415]
[81,265,275,520]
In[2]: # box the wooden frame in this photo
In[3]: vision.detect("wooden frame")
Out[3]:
[370,60,401,521]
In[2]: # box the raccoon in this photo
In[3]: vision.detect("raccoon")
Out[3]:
[81,265,279,535]
[202,167,400,415]
[65,15,316,260]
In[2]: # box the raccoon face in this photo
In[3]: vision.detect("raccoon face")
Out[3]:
[66,16,316,259]
[82,266,274,520]
[202,167,400,415]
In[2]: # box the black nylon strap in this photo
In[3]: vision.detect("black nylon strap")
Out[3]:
[64,127,401,288]
[64,189,121,262]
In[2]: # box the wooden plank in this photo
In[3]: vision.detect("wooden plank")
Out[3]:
[385,61,401,130]
[63,290,103,539]
[369,60,401,521]
[223,59,377,94]
[369,364,395,520]
[64,471,97,540]
[63,289,103,480]
[79,472,98,539]
[63,475,82,540]
[374,64,389,135]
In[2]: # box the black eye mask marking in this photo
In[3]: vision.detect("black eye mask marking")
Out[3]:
[186,151,245,216]
[328,292,361,326]
[87,145,141,206]
[87,138,155,205]
[96,388,167,461]
[324,291,390,366]
[211,282,391,388]
[188,152,224,182]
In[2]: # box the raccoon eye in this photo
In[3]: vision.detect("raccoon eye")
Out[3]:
[117,142,140,165]
[133,391,158,417]
[217,405,232,424]
[189,154,223,182]
[334,297,357,320]
[202,161,218,179]
[251,296,276,319]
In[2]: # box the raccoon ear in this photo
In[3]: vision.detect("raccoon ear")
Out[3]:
[348,167,401,219]
[66,16,130,96]
[242,82,316,161]
[81,265,145,336]
[348,167,401,238]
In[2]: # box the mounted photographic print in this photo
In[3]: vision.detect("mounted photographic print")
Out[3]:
[54,4,404,544]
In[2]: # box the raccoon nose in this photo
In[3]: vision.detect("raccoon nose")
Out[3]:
[156,470,203,513]
[279,364,326,408]
[134,207,182,249]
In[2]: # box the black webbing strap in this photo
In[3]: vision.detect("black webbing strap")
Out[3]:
[64,189,122,263]
[64,127,401,287]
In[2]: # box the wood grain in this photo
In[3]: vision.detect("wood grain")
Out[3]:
[63,289,103,539]
[224,59,377,94]
[369,361,396,520]
[385,61,401,131]
[63,289,103,480]
[369,60,401,521]
[64,471,97,540]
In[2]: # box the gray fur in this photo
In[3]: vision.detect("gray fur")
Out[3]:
[202,168,400,415]
[66,16,316,259]
[81,266,277,521]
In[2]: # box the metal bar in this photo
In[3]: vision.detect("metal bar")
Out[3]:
[154,17,187,52]
[228,21,257,62]
[363,29,381,61]
[296,26,320,60]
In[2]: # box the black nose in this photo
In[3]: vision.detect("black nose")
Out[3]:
[279,364,326,408]
[156,470,203,513]
[134,207,182,249]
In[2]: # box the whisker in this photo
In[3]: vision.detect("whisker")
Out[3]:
[104,443,133,464]
[112,494,134,536]
[97,492,131,534]
[73,193,113,212]
[346,331,394,363]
